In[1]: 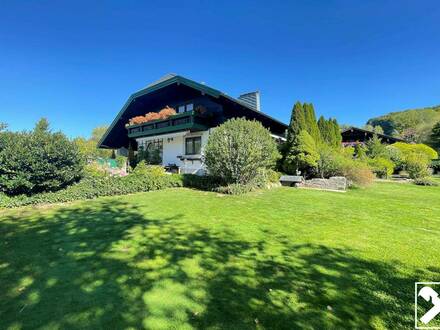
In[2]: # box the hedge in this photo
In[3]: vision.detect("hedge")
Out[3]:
[0,173,183,208]
[0,170,283,208]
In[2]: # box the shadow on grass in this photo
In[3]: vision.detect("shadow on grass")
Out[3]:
[0,201,433,329]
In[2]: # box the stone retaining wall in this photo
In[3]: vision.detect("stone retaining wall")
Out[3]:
[301,176,347,191]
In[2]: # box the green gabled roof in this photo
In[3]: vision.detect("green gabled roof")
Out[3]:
[99,74,287,148]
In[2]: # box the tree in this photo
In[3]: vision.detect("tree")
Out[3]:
[0,118,83,195]
[332,119,342,146]
[283,101,342,174]
[204,118,280,184]
[73,125,112,160]
[304,103,321,141]
[286,102,306,145]
[431,121,440,151]
[284,130,319,177]
[0,122,8,132]
[318,117,341,147]
[373,125,384,134]
[35,117,50,132]
[318,116,329,143]
[91,126,109,143]
[365,135,387,158]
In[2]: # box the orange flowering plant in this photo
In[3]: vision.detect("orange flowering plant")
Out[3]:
[158,106,176,119]
[127,106,177,126]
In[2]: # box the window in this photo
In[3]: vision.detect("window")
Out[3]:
[177,103,194,113]
[185,136,201,155]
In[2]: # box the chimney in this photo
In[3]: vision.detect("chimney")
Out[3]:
[238,91,260,111]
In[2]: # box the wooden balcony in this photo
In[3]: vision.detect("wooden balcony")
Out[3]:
[127,111,209,138]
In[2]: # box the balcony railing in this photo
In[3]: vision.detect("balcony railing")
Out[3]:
[126,111,209,138]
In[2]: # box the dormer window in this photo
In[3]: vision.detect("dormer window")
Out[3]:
[177,103,194,113]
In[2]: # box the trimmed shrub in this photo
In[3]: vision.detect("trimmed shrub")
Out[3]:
[181,174,223,191]
[204,118,280,185]
[392,142,438,163]
[0,171,183,208]
[0,119,83,195]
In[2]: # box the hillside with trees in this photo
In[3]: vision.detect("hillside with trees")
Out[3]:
[366,105,440,145]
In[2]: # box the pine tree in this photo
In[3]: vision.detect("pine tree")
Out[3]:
[34,118,50,133]
[283,102,322,175]
[332,118,342,146]
[303,103,320,141]
[317,115,328,142]
[286,102,306,144]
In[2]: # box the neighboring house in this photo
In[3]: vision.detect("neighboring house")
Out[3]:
[99,74,287,174]
[341,126,404,147]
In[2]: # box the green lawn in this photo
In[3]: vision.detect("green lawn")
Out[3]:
[1,182,439,329]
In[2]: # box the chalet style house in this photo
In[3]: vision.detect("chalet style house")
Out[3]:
[99,74,287,174]
[341,126,404,147]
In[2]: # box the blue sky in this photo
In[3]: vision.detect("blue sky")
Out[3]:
[1,0,439,138]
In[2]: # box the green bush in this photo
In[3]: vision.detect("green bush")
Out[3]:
[405,154,430,179]
[413,177,439,186]
[389,142,437,179]
[341,159,375,187]
[264,169,282,184]
[204,118,280,185]
[368,157,395,179]
[180,174,223,191]
[132,161,166,177]
[314,145,376,186]
[392,142,438,163]
[84,162,109,178]
[385,145,404,171]
[181,169,279,195]
[0,119,83,195]
[116,155,127,168]
[315,146,347,178]
[0,171,183,208]
[215,183,255,195]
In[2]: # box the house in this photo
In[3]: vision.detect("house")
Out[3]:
[99,74,287,174]
[341,126,404,147]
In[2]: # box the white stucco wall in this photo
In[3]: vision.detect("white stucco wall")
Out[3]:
[136,130,211,175]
